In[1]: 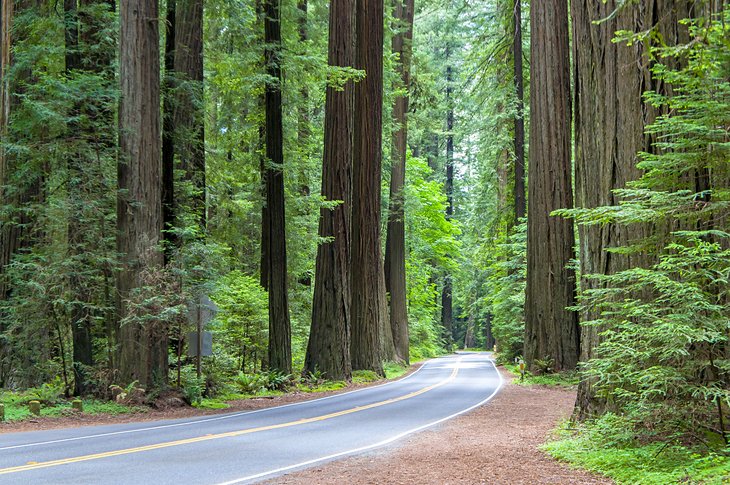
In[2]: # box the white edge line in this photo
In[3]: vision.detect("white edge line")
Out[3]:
[0,358,435,451]
[213,356,505,485]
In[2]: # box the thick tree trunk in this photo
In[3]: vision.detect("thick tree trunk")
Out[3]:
[174,0,206,228]
[524,0,579,372]
[384,0,414,364]
[304,0,354,381]
[512,0,525,222]
[571,0,693,417]
[350,0,385,375]
[118,0,165,388]
[264,0,292,373]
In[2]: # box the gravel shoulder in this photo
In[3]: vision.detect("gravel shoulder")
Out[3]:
[267,368,612,485]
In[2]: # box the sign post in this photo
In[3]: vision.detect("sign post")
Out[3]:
[188,295,218,379]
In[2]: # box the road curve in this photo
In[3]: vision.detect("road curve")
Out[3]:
[0,352,502,484]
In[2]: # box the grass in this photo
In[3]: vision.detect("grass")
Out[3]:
[544,423,730,485]
[503,363,579,388]
[0,397,145,422]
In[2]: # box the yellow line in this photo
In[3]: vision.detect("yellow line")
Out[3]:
[0,364,460,475]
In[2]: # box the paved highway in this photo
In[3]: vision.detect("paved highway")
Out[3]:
[0,352,502,484]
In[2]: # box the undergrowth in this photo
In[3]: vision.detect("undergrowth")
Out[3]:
[544,415,730,485]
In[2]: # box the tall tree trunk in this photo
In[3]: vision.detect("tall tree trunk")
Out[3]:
[384,0,414,364]
[296,0,310,198]
[441,62,454,345]
[571,0,693,416]
[512,0,525,222]
[524,0,579,372]
[351,0,385,375]
[64,0,91,396]
[118,0,165,388]
[162,0,176,263]
[174,0,206,228]
[264,0,292,373]
[304,0,355,381]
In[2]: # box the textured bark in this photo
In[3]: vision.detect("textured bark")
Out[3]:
[571,0,693,417]
[512,0,525,222]
[350,0,384,375]
[441,63,454,344]
[384,0,414,364]
[174,0,206,228]
[524,0,579,372]
[118,0,165,388]
[304,0,354,381]
[264,0,292,373]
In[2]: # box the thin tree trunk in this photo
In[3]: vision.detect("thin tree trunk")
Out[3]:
[384,0,414,364]
[162,0,176,263]
[118,0,165,387]
[441,62,454,345]
[351,0,385,375]
[513,0,525,222]
[64,0,93,396]
[264,0,292,373]
[304,0,355,382]
[524,0,579,372]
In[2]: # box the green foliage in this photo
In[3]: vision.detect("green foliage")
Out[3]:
[545,416,730,485]
[210,271,268,375]
[488,223,526,361]
[404,153,457,358]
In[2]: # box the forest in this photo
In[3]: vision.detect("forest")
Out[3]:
[0,0,729,480]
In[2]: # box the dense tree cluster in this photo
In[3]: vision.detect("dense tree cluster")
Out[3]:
[1,0,728,454]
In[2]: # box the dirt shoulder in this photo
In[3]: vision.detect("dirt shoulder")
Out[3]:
[267,368,612,485]
[0,366,422,434]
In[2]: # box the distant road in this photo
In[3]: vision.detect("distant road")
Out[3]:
[0,352,502,484]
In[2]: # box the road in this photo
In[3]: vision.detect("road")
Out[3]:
[0,352,502,484]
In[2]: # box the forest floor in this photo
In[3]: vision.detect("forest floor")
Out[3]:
[1,366,611,484]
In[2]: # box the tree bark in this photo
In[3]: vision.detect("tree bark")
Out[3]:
[304,0,355,381]
[264,0,292,373]
[384,0,414,364]
[524,0,579,372]
[118,0,165,388]
[571,0,693,416]
[350,0,385,375]
[174,0,206,228]
[512,0,525,222]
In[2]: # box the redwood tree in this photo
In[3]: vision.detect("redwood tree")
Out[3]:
[117,0,165,387]
[264,0,292,373]
[571,0,693,416]
[304,0,355,381]
[524,0,579,371]
[384,0,414,364]
[351,0,385,375]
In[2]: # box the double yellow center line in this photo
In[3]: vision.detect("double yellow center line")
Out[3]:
[0,362,460,476]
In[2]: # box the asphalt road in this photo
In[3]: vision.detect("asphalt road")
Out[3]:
[0,352,502,484]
